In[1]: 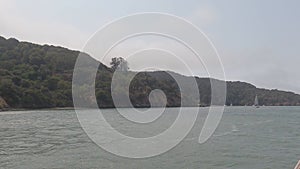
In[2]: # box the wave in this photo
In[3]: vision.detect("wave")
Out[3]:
[214,124,239,138]
[243,120,274,126]
[0,111,36,115]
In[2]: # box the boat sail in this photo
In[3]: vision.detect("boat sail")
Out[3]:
[254,95,259,108]
[295,160,300,169]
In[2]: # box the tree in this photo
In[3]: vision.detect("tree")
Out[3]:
[110,57,129,72]
[47,77,60,90]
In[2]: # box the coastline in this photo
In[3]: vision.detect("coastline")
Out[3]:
[0,107,75,112]
[2,105,300,112]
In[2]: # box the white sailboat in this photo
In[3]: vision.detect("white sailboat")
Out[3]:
[294,160,300,169]
[254,95,259,108]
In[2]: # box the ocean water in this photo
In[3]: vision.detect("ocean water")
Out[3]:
[0,107,299,169]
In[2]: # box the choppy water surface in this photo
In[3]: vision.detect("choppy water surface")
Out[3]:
[0,107,299,169]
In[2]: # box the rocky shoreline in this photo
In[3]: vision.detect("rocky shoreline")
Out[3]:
[0,96,9,111]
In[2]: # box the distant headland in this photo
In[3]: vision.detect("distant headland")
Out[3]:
[1,36,300,111]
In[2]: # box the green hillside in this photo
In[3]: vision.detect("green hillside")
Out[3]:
[0,36,300,109]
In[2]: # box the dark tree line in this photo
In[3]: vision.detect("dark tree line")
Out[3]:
[0,36,300,109]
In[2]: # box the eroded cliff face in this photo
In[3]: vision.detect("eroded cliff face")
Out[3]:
[0,96,9,110]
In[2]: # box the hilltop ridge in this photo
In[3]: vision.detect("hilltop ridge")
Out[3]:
[1,36,300,109]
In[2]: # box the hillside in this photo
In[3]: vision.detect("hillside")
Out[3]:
[1,36,300,109]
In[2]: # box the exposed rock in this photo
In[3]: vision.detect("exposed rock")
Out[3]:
[0,97,9,110]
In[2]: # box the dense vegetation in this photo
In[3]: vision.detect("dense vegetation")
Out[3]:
[1,36,300,110]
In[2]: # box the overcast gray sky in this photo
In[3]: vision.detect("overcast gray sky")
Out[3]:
[0,0,299,93]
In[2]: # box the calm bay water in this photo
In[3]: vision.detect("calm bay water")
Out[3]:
[0,107,299,169]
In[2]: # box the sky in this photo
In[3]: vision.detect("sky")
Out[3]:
[0,0,300,93]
